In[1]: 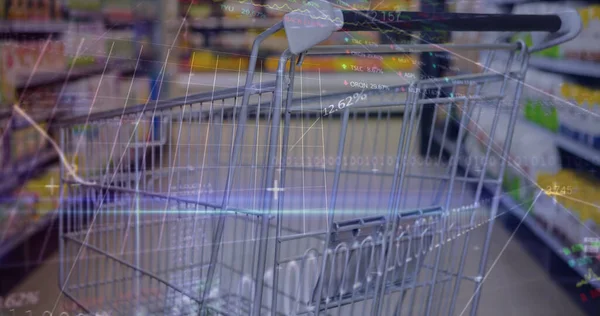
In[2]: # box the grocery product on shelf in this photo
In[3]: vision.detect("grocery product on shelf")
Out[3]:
[370,0,414,11]
[183,0,213,19]
[536,170,600,245]
[11,123,48,161]
[60,77,98,116]
[179,25,193,60]
[187,50,250,72]
[464,110,561,207]
[0,0,142,269]
[451,0,502,74]
[64,20,106,66]
[261,31,398,72]
[513,2,600,62]
[86,75,114,111]
[521,68,564,133]
[65,0,102,13]
[182,0,422,72]
[107,29,135,61]
[19,84,61,113]
[0,41,66,104]
[461,110,600,253]
[58,73,145,115]
[519,67,600,150]
[5,0,62,20]
[20,169,61,217]
[0,168,61,246]
[102,0,133,21]
[117,75,150,107]
[265,53,390,73]
[558,81,600,149]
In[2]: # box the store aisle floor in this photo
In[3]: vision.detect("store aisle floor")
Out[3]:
[3,220,584,316]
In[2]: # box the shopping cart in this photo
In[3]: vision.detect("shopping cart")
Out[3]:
[56,1,581,315]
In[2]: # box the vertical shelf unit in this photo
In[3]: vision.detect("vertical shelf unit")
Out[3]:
[0,2,138,296]
[428,0,600,314]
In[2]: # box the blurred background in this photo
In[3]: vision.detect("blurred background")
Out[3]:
[0,0,599,315]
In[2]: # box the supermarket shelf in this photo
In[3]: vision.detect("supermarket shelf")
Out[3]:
[0,193,60,295]
[0,149,59,252]
[0,107,67,129]
[181,47,280,59]
[0,210,57,260]
[520,119,600,166]
[67,9,130,20]
[66,10,135,28]
[0,177,19,197]
[489,0,540,4]
[0,149,59,260]
[67,9,105,20]
[0,20,68,34]
[0,150,58,194]
[11,149,59,176]
[174,71,417,95]
[488,0,600,4]
[490,51,600,79]
[528,57,600,79]
[16,60,138,90]
[104,18,135,30]
[488,0,586,4]
[0,201,59,295]
[11,109,67,130]
[189,17,280,31]
[432,130,600,291]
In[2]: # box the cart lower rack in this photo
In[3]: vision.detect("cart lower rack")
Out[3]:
[56,3,580,316]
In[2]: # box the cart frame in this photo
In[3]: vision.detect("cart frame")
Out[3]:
[56,3,581,316]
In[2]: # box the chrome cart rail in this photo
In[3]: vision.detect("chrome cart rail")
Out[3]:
[57,2,580,316]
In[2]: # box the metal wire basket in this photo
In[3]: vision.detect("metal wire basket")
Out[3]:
[57,3,580,316]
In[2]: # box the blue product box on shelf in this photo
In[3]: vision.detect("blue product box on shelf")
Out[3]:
[594,135,600,150]
[560,124,578,141]
[561,123,600,150]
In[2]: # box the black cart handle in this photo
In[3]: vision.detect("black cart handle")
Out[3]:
[283,2,581,54]
[341,11,563,33]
